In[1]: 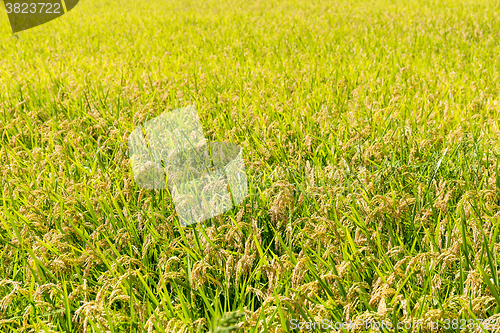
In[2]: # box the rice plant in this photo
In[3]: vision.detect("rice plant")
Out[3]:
[1,0,500,331]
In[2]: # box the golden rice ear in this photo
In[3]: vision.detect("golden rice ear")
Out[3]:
[5,0,79,33]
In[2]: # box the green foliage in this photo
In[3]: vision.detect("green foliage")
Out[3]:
[1,0,500,331]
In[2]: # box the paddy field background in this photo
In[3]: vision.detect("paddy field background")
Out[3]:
[1,0,500,331]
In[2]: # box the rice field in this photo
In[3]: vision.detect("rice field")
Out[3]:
[1,0,500,331]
